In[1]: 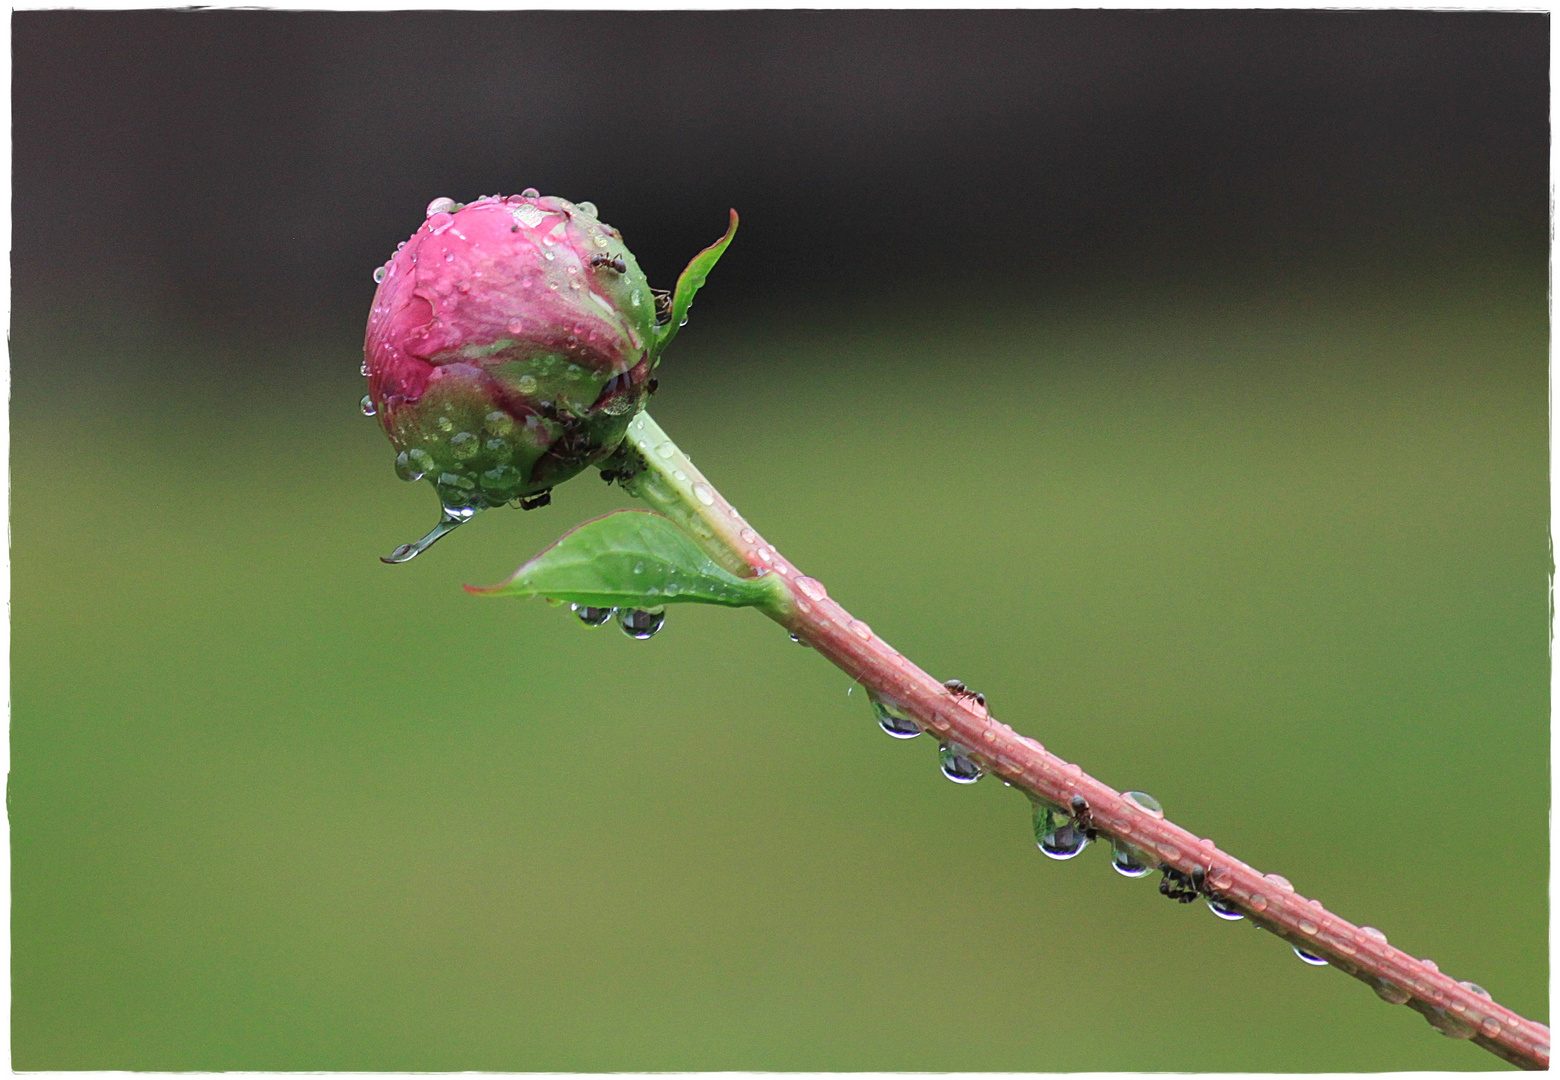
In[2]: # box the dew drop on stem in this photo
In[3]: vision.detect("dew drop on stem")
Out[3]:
[871,698,920,739]
[1206,897,1245,921]
[619,607,665,639]
[1034,802,1090,860]
[1110,837,1153,878]
[938,741,982,783]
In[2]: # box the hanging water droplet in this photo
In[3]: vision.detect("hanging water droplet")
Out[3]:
[1426,1009,1476,1039]
[938,741,982,783]
[1373,979,1411,1005]
[619,607,665,639]
[1293,946,1329,966]
[381,505,476,563]
[373,265,387,283]
[571,604,614,627]
[789,632,811,647]
[871,698,920,739]
[361,395,377,416]
[1110,837,1153,878]
[1206,897,1245,921]
[1034,802,1089,860]
[394,450,425,482]
[521,187,540,198]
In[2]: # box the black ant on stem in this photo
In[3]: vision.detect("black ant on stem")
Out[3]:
[942,678,987,710]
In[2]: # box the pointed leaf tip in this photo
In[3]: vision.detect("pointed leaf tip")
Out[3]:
[654,209,739,356]
[467,508,779,611]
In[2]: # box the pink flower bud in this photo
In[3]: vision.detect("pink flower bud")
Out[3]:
[364,193,658,520]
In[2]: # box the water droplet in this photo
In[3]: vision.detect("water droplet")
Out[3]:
[521,187,540,198]
[1293,947,1328,966]
[572,604,614,627]
[577,200,598,216]
[1297,919,1319,935]
[450,431,479,458]
[1479,1018,1502,1038]
[632,561,644,574]
[739,527,758,544]
[938,741,982,784]
[1034,802,1089,859]
[1264,873,1294,892]
[360,395,377,416]
[426,196,457,217]
[381,506,476,563]
[619,607,665,639]
[1459,981,1491,999]
[1374,980,1411,1005]
[394,450,425,482]
[1421,958,1440,973]
[360,359,369,377]
[481,465,522,491]
[794,577,827,601]
[1248,893,1268,913]
[1359,926,1387,943]
[1206,897,1245,921]
[849,619,873,641]
[1123,790,1163,817]
[692,483,715,506]
[373,265,387,283]
[437,415,454,433]
[872,698,920,739]
[513,204,546,229]
[1427,1010,1475,1039]
[655,443,676,459]
[789,632,810,647]
[1110,838,1154,878]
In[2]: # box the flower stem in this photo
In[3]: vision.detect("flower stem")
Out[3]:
[617,411,1549,1071]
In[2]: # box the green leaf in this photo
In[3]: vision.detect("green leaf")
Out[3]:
[653,209,738,357]
[465,508,779,610]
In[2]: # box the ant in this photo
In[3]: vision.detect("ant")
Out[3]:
[589,254,628,274]
[647,378,659,396]
[942,679,987,709]
[1068,794,1098,841]
[1159,865,1202,903]
[512,489,552,511]
[652,289,674,326]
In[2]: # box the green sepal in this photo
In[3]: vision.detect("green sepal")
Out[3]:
[465,508,780,611]
[652,209,738,358]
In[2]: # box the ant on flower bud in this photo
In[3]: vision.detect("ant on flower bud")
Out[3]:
[589,254,628,274]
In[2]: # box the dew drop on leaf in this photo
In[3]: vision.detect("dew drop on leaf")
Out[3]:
[619,607,665,639]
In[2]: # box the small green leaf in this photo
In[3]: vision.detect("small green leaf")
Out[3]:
[466,508,779,610]
[653,209,738,357]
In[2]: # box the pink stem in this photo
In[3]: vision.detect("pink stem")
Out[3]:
[622,414,1549,1069]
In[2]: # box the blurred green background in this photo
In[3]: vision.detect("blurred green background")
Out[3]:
[12,9,1548,1072]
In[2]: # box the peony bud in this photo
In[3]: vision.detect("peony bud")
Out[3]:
[364,192,736,563]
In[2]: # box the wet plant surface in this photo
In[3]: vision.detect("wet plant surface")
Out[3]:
[11,271,1547,1070]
